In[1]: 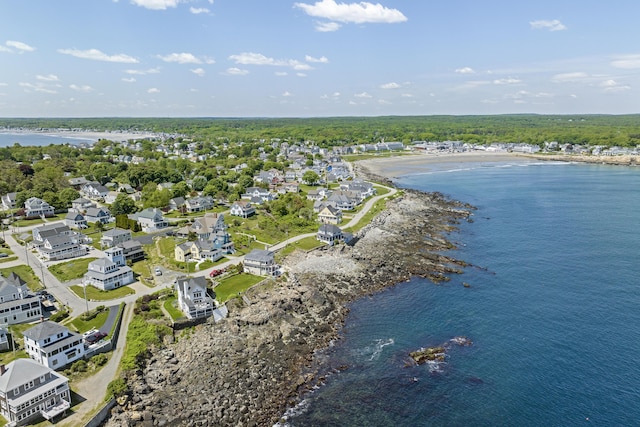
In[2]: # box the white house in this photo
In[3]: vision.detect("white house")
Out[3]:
[0,358,70,425]
[99,228,132,249]
[317,223,343,245]
[244,249,280,277]
[175,276,215,319]
[24,198,54,218]
[128,208,168,232]
[63,212,87,229]
[80,182,109,200]
[83,247,134,291]
[70,197,95,213]
[23,321,85,370]
[230,201,256,218]
[0,274,42,325]
[1,192,17,210]
[84,207,111,225]
[184,196,214,213]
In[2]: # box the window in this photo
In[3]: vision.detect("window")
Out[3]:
[24,381,34,390]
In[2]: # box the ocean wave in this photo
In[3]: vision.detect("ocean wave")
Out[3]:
[351,338,395,361]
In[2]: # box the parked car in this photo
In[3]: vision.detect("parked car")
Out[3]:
[0,253,8,258]
[85,331,107,345]
[209,269,223,278]
[154,267,162,276]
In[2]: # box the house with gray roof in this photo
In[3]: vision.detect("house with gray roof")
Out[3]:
[23,321,85,370]
[128,208,168,232]
[117,240,145,263]
[175,276,216,320]
[0,358,70,425]
[83,247,134,291]
[99,228,132,249]
[80,181,109,200]
[317,224,344,246]
[244,249,280,276]
[184,196,214,213]
[1,192,17,210]
[84,207,112,225]
[0,275,41,325]
[24,197,54,218]
[70,197,95,213]
[63,212,87,229]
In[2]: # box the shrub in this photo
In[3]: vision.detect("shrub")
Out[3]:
[70,359,88,373]
[92,353,108,366]
[50,309,69,322]
[106,378,128,401]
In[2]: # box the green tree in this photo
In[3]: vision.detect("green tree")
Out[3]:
[58,188,81,208]
[171,181,190,199]
[111,193,138,216]
[302,170,320,185]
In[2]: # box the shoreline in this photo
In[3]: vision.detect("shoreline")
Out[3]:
[0,128,164,142]
[103,164,475,426]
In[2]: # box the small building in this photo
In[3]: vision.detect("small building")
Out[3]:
[63,212,87,229]
[184,196,215,213]
[175,241,223,263]
[317,224,343,246]
[83,247,134,291]
[103,191,119,205]
[230,200,256,218]
[128,208,168,233]
[70,197,95,213]
[81,182,109,200]
[318,205,342,224]
[84,207,111,225]
[0,327,9,351]
[244,249,280,277]
[169,197,185,212]
[23,321,85,370]
[117,240,145,263]
[1,192,17,210]
[0,358,71,425]
[24,197,55,218]
[175,276,215,319]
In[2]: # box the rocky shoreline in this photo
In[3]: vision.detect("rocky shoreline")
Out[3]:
[103,169,474,426]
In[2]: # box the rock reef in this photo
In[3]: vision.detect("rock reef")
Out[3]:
[103,178,473,426]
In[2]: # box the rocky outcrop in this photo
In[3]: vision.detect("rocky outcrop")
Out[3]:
[103,187,473,427]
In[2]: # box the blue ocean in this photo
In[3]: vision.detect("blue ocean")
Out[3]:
[0,132,94,147]
[286,159,640,426]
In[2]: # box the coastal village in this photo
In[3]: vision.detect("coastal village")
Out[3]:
[0,127,639,425]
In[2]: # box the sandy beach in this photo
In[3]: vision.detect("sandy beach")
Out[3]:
[356,151,525,180]
[0,128,164,142]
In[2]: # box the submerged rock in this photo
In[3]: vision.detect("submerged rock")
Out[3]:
[409,346,446,364]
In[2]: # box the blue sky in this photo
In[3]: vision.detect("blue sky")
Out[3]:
[1,0,640,117]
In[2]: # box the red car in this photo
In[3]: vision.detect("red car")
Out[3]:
[209,269,223,278]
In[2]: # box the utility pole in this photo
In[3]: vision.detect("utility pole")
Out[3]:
[83,284,89,314]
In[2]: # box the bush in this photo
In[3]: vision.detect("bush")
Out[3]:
[92,353,108,366]
[106,378,128,400]
[70,359,88,373]
[50,309,69,322]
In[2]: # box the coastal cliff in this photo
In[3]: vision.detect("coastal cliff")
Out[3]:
[103,178,473,426]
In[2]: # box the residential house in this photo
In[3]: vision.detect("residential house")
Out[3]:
[24,198,54,218]
[340,180,376,199]
[175,213,234,253]
[103,191,119,205]
[32,224,88,261]
[174,241,223,263]
[306,188,330,201]
[70,197,95,213]
[117,240,145,263]
[326,192,356,211]
[0,275,42,325]
[156,182,174,191]
[317,205,342,224]
[0,358,71,425]
[276,182,300,194]
[23,321,85,370]
[68,176,90,189]
[1,192,17,210]
[175,276,215,319]
[128,208,168,232]
[242,187,276,203]
[63,212,87,229]
[31,223,72,247]
[83,247,134,291]
[244,249,280,276]
[184,196,214,213]
[84,207,111,225]
[317,224,343,245]
[99,228,132,249]
[169,197,185,212]
[80,182,109,200]
[230,201,256,218]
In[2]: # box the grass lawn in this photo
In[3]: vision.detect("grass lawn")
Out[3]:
[0,256,18,264]
[214,273,264,303]
[277,236,325,260]
[163,296,184,321]
[69,310,109,334]
[49,258,97,282]
[70,284,135,301]
[373,185,391,196]
[344,198,389,233]
[13,218,44,227]
[0,265,43,291]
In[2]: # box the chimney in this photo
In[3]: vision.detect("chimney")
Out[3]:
[0,365,6,376]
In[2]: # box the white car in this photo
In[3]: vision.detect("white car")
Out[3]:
[154,267,162,276]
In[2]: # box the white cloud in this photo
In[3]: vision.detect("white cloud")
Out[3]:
[455,67,475,74]
[158,52,202,64]
[378,99,392,105]
[191,68,206,76]
[611,54,640,69]
[600,79,631,92]
[190,7,210,14]
[354,91,372,98]
[131,0,181,10]
[294,0,407,24]
[493,77,521,85]
[147,87,160,93]
[315,21,341,32]
[551,72,589,83]
[305,55,329,63]
[229,52,313,70]
[19,82,57,94]
[69,84,93,92]
[6,40,35,52]
[282,91,293,97]
[124,67,160,75]
[0,45,11,53]
[122,77,137,83]
[401,93,413,98]
[380,82,400,89]
[530,19,567,32]
[275,71,288,76]
[58,48,139,63]
[225,67,249,75]
[36,74,59,82]
[296,72,307,77]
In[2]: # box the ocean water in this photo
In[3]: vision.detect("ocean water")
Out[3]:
[0,132,94,147]
[286,160,640,426]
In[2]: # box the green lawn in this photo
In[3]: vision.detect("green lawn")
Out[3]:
[277,236,325,259]
[214,273,264,303]
[0,256,18,264]
[344,198,389,233]
[70,284,135,301]
[373,185,391,196]
[163,296,184,321]
[49,258,97,282]
[69,309,110,334]
[0,265,43,291]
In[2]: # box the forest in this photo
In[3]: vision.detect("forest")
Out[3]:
[2,114,640,147]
